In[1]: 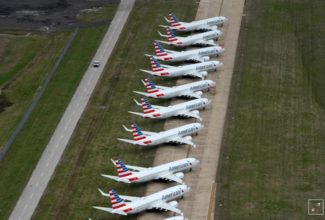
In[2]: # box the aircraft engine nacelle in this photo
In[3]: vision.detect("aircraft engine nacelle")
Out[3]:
[195,91,203,97]
[200,71,208,77]
[192,110,200,116]
[202,56,210,61]
[168,201,178,208]
[175,172,185,179]
[184,136,192,141]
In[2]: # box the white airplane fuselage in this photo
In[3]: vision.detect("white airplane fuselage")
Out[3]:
[150,80,215,99]
[169,30,222,46]
[115,185,190,215]
[157,46,224,62]
[143,98,210,119]
[171,17,227,31]
[152,61,222,78]
[119,158,199,183]
[136,123,203,146]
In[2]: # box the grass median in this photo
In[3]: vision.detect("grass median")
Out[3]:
[216,0,325,219]
[33,1,198,219]
[0,26,108,219]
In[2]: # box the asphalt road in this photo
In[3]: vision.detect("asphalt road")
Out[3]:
[8,1,135,219]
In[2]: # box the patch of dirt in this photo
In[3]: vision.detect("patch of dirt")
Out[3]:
[0,0,119,30]
[0,91,12,112]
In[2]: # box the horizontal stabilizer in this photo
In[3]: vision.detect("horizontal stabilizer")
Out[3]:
[128,111,147,118]
[101,174,120,182]
[156,40,172,46]
[133,91,153,98]
[139,69,157,75]
[117,138,137,145]
[93,206,127,215]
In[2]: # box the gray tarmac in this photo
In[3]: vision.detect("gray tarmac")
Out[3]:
[8,0,135,219]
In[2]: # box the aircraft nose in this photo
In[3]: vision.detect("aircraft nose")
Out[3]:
[193,159,200,167]
[209,80,216,87]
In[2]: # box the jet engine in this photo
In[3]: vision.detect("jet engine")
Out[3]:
[184,136,192,141]
[195,91,203,97]
[200,71,208,77]
[191,110,200,116]
[168,201,178,207]
[202,56,210,61]
[175,172,185,179]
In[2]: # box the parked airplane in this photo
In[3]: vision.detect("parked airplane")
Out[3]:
[140,56,222,79]
[93,185,190,215]
[161,13,227,32]
[129,97,210,121]
[118,122,203,148]
[157,27,222,46]
[102,157,199,184]
[148,41,224,62]
[134,78,216,99]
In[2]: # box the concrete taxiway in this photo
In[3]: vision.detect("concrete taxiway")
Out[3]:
[8,1,135,219]
[137,0,245,219]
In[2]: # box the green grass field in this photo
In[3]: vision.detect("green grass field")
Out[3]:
[33,1,198,219]
[0,31,70,147]
[216,0,325,219]
[0,26,109,219]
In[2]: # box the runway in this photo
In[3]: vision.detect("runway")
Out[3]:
[8,1,135,219]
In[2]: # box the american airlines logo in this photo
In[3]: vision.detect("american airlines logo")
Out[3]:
[162,190,181,200]
[178,127,196,136]
[169,163,189,171]
[203,33,217,39]
[198,50,214,56]
[186,102,203,109]
[190,83,208,90]
[196,63,214,70]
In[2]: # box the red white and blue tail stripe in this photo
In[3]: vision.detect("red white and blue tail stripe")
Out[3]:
[131,123,147,141]
[108,189,126,209]
[144,78,159,93]
[112,158,133,178]
[140,97,155,114]
[166,27,178,42]
[169,13,180,26]
[153,41,168,57]
[149,56,164,72]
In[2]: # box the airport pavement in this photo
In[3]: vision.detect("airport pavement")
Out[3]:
[8,1,135,219]
[137,0,245,219]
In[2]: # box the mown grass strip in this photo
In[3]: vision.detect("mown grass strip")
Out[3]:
[0,26,107,219]
[33,1,198,219]
[216,0,325,219]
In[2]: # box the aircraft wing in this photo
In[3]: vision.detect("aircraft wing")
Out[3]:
[176,110,202,121]
[188,56,205,63]
[183,71,205,79]
[125,164,147,171]
[179,91,201,99]
[157,172,183,183]
[150,201,182,214]
[168,136,196,148]
[194,39,217,46]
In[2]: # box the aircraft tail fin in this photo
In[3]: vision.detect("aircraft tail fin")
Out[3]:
[168,13,181,26]
[149,56,165,72]
[144,78,160,94]
[111,158,134,178]
[140,97,156,114]
[130,123,148,141]
[165,27,178,42]
[106,189,127,209]
[153,41,168,57]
